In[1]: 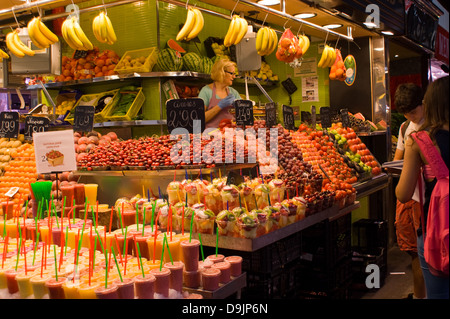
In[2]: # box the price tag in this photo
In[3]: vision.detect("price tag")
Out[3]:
[73,105,95,132]
[24,116,50,140]
[5,187,19,198]
[234,100,254,126]
[340,108,350,128]
[282,105,295,130]
[166,98,206,134]
[0,111,20,138]
[265,102,277,128]
[320,107,331,129]
[73,50,88,60]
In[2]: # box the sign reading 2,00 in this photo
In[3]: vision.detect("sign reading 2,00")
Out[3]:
[0,112,19,138]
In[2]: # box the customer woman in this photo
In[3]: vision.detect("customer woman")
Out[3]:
[198,58,241,129]
[395,76,449,299]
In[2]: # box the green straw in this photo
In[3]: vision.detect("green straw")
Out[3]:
[111,246,123,282]
[52,200,59,229]
[15,220,22,271]
[33,232,40,266]
[198,233,205,262]
[118,207,123,235]
[142,207,146,236]
[163,233,173,264]
[64,226,69,256]
[93,236,97,270]
[53,244,58,281]
[94,228,105,255]
[136,203,139,231]
[216,226,219,257]
[73,199,76,224]
[104,248,108,289]
[159,237,166,270]
[151,202,155,231]
[189,212,194,243]
[123,226,128,257]
[135,240,145,278]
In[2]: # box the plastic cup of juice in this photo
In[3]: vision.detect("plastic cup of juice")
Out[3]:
[224,256,243,277]
[134,273,156,299]
[201,267,221,291]
[45,276,67,299]
[95,283,119,299]
[164,261,184,293]
[30,273,51,299]
[84,184,98,206]
[150,267,171,298]
[16,271,34,298]
[113,277,135,299]
[62,279,81,299]
[180,239,199,271]
[78,281,100,299]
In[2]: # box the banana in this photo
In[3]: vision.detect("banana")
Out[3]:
[63,17,84,50]
[300,35,310,55]
[176,8,196,41]
[259,27,269,54]
[12,30,35,56]
[6,31,25,58]
[255,27,264,52]
[98,12,109,43]
[268,28,278,55]
[0,49,9,59]
[62,18,78,50]
[186,8,203,41]
[323,46,334,67]
[224,15,238,47]
[264,28,273,55]
[317,45,329,68]
[103,13,117,44]
[27,17,49,49]
[72,17,93,50]
[228,16,241,46]
[92,14,105,43]
[37,17,59,44]
[234,17,248,45]
[326,47,336,67]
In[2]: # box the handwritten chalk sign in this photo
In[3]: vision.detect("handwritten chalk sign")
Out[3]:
[282,105,295,130]
[0,111,20,138]
[24,116,50,140]
[166,98,205,133]
[265,102,277,127]
[73,105,95,132]
[234,100,254,126]
[340,108,350,128]
[311,106,316,128]
[320,106,331,129]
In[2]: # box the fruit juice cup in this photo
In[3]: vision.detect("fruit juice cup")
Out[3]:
[45,276,67,299]
[201,267,221,291]
[60,185,75,208]
[167,181,183,206]
[62,279,80,299]
[180,239,199,271]
[95,283,119,299]
[25,224,38,241]
[174,232,191,243]
[52,227,63,246]
[183,269,200,288]
[30,273,51,299]
[198,259,214,271]
[150,267,171,298]
[84,184,98,207]
[254,184,270,209]
[164,261,184,293]
[182,181,199,207]
[134,273,156,299]
[224,256,242,277]
[122,210,137,228]
[164,236,181,262]
[16,271,34,298]
[268,179,285,205]
[145,259,162,271]
[78,281,100,299]
[5,219,19,238]
[135,234,152,261]
[38,225,50,244]
[1,202,15,220]
[149,237,174,264]
[116,232,134,257]
[221,185,240,211]
[0,264,12,289]
[212,261,231,284]
[207,254,225,264]
[204,185,223,215]
[113,277,135,299]
[73,184,85,206]
[102,231,117,253]
[5,268,20,294]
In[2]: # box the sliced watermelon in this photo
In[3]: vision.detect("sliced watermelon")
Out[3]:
[376,120,387,130]
[353,112,365,121]
[167,39,186,54]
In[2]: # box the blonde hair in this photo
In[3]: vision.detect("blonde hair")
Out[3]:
[210,58,236,83]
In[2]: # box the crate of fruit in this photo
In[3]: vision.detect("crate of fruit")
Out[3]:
[114,47,158,75]
[65,89,120,124]
[104,86,145,122]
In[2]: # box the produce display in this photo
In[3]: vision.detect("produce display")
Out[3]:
[155,48,184,72]
[106,86,141,118]
[248,61,279,82]
[224,15,248,47]
[61,16,93,51]
[176,7,204,42]
[73,131,117,163]
[329,49,346,81]
[275,29,310,67]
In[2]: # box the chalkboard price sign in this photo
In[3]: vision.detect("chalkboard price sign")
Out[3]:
[166,98,206,133]
[320,106,331,129]
[311,106,316,128]
[340,108,350,128]
[73,105,95,132]
[282,105,295,130]
[265,102,277,127]
[24,116,50,140]
[234,100,254,126]
[0,111,20,138]
[226,170,244,186]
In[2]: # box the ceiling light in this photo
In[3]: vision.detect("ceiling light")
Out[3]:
[364,22,378,28]
[381,31,394,36]
[257,0,280,5]
[394,54,399,58]
[323,24,343,29]
[294,13,317,19]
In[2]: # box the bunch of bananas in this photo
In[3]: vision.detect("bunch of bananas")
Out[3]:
[255,27,277,56]
[298,34,310,56]
[224,15,248,47]
[6,29,35,58]
[318,44,336,68]
[0,49,9,61]
[92,11,117,45]
[27,17,59,49]
[61,16,93,51]
[176,7,204,42]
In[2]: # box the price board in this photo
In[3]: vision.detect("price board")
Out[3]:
[282,105,295,130]
[73,105,95,132]
[24,116,50,140]
[226,170,245,186]
[311,106,316,128]
[0,111,20,138]
[340,108,350,128]
[320,106,331,129]
[166,98,206,134]
[265,102,277,127]
[234,100,254,126]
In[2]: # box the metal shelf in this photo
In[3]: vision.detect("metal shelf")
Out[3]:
[93,120,167,128]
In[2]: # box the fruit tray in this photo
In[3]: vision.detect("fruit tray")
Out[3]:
[65,89,120,124]
[114,47,158,74]
[104,87,145,122]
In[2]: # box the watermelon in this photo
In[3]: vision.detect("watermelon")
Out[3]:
[202,56,213,74]
[155,48,183,72]
[167,39,186,53]
[182,52,203,72]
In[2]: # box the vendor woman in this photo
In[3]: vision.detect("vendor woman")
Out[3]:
[198,58,241,129]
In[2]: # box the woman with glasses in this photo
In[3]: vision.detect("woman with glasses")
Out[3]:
[198,58,241,129]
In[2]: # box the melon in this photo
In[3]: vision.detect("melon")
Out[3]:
[167,39,186,54]
[155,48,183,71]
[376,120,387,130]
[353,112,365,121]
[182,52,203,72]
[366,120,378,131]
[201,56,213,74]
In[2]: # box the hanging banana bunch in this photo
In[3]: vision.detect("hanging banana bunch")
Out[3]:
[255,26,278,56]
[61,16,94,51]
[0,49,9,61]
[318,44,336,68]
[298,34,310,55]
[6,29,35,58]
[27,16,59,49]
[176,7,204,42]
[224,15,248,47]
[92,11,117,45]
